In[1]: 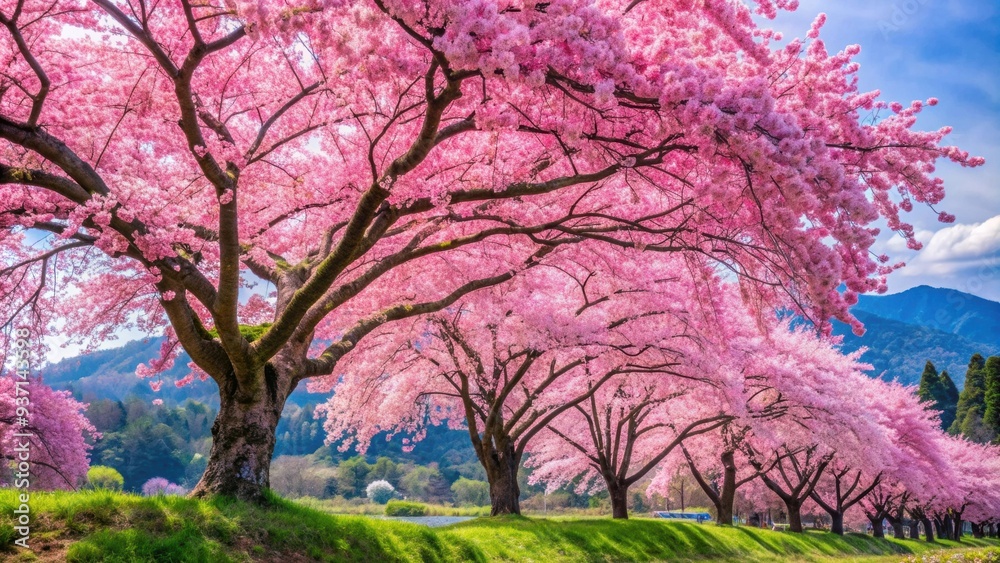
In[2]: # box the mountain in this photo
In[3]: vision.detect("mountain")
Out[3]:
[854,286,1000,345]
[43,338,317,408]
[829,286,1000,388]
[832,310,999,388]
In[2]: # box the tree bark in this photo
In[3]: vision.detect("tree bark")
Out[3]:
[830,511,845,536]
[868,515,885,538]
[685,447,736,526]
[189,367,287,503]
[920,517,934,542]
[886,514,905,539]
[482,440,521,516]
[785,501,803,533]
[908,519,921,539]
[608,480,630,519]
[717,450,737,526]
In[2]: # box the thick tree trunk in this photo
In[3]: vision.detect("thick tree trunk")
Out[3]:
[971,522,983,538]
[786,501,803,533]
[886,515,905,539]
[908,519,921,539]
[717,450,737,526]
[482,440,521,516]
[933,517,944,539]
[953,515,963,541]
[920,517,934,542]
[190,369,287,503]
[943,514,954,541]
[830,511,845,535]
[868,515,885,538]
[608,481,629,519]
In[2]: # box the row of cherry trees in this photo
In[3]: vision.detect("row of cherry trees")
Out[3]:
[319,247,1000,533]
[0,0,988,506]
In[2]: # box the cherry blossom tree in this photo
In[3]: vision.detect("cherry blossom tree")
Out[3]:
[0,0,982,502]
[526,371,731,519]
[318,248,717,515]
[0,374,98,489]
[675,427,773,526]
[651,293,883,531]
[861,482,908,539]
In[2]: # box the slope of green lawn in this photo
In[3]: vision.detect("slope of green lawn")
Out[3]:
[1,488,996,562]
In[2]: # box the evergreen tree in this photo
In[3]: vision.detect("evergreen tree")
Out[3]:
[917,361,948,429]
[983,356,1000,437]
[949,354,990,441]
[938,370,960,431]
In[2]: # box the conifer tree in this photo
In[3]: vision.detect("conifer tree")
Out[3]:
[982,356,1000,437]
[949,354,992,442]
[938,370,961,431]
[918,361,948,430]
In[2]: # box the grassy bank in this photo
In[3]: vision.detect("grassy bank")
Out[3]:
[1,489,997,562]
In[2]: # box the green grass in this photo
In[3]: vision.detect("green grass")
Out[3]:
[1,489,996,562]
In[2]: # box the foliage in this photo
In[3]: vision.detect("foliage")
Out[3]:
[86,466,124,491]
[450,478,490,507]
[141,478,186,497]
[0,375,98,490]
[384,500,428,517]
[87,398,212,491]
[365,480,395,505]
[918,361,959,431]
[983,357,1000,436]
[951,354,999,444]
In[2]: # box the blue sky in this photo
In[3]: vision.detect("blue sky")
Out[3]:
[767,1,1000,300]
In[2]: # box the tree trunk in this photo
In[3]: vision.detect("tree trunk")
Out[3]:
[908,519,921,539]
[943,514,954,541]
[830,511,845,535]
[190,369,287,503]
[953,515,963,541]
[920,517,934,542]
[717,450,736,526]
[868,515,885,538]
[608,480,629,519]
[887,515,905,539]
[482,440,521,516]
[786,501,803,533]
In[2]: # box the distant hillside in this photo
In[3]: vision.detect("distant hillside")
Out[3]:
[42,286,999,400]
[855,285,1000,345]
[832,310,1000,388]
[43,338,316,408]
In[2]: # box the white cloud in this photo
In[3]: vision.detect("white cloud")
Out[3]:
[882,215,1000,301]
[916,215,1000,264]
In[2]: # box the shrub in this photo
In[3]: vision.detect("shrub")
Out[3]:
[385,500,429,516]
[365,480,395,504]
[86,466,124,491]
[141,477,187,496]
[450,477,490,506]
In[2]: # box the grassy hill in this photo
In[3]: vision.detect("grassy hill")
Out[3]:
[2,489,997,562]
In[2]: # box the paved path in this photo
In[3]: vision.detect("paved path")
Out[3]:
[382,516,476,527]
